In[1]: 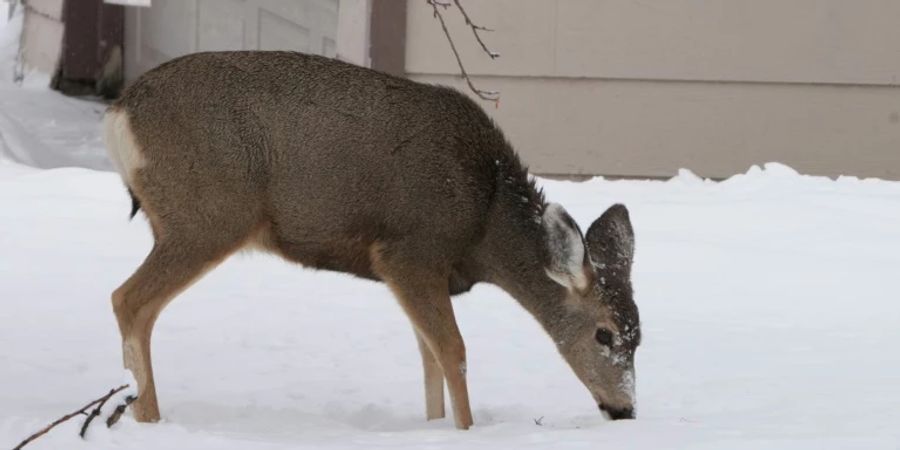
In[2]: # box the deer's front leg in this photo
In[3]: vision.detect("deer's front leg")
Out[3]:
[415,330,445,420]
[382,274,473,430]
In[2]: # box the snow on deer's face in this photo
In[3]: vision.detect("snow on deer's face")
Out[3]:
[543,203,640,420]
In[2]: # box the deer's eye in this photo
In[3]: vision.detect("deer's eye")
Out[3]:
[595,328,614,347]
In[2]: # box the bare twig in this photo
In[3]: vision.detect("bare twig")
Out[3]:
[13,384,131,450]
[78,386,124,438]
[452,0,500,59]
[426,0,500,103]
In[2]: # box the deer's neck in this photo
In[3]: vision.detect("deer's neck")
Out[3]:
[474,175,572,335]
[492,245,572,335]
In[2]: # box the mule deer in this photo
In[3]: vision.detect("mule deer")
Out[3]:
[104,51,641,429]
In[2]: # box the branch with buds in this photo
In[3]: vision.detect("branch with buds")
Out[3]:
[426,0,500,103]
[12,385,136,450]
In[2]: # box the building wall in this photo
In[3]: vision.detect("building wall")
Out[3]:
[21,0,65,74]
[405,0,900,179]
[124,0,343,81]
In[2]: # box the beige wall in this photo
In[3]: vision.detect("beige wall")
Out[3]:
[335,0,371,66]
[405,0,900,179]
[122,0,376,81]
[124,0,341,81]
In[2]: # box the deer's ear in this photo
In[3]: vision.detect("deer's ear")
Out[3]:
[586,204,634,278]
[542,203,590,291]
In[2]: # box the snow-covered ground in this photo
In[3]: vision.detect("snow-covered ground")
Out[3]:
[0,84,112,170]
[2,13,900,449]
[2,157,900,449]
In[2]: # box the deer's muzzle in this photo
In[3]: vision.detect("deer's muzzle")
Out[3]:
[599,404,635,420]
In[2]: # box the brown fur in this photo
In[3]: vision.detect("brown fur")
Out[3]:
[105,51,640,429]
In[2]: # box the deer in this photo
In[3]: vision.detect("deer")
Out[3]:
[103,51,641,430]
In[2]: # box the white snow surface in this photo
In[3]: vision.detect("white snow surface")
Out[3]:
[2,160,899,449]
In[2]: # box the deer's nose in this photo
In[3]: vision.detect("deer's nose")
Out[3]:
[599,404,635,420]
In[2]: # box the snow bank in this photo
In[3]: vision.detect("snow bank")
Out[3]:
[0,79,111,170]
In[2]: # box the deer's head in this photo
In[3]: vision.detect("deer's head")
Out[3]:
[542,203,640,420]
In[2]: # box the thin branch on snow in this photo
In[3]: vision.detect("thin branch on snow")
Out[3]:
[426,0,500,103]
[12,384,131,450]
[79,386,127,438]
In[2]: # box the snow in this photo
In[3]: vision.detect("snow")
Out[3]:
[0,87,110,169]
[1,44,899,448]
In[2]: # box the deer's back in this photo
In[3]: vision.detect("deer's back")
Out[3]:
[114,51,508,280]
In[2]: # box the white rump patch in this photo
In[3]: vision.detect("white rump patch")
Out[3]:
[103,108,145,184]
[542,203,589,291]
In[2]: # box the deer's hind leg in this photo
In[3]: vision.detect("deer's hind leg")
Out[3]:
[112,225,253,422]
